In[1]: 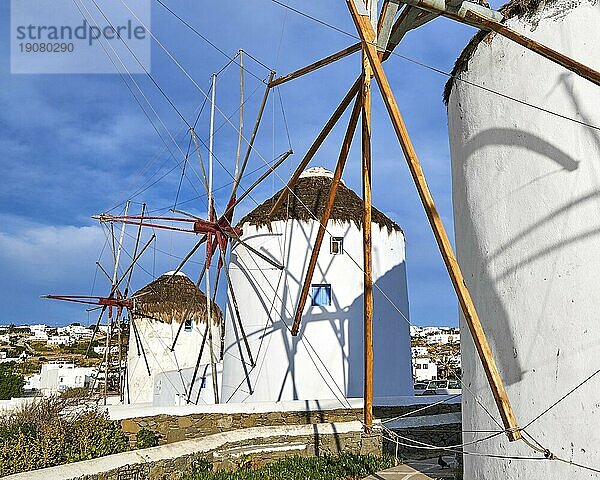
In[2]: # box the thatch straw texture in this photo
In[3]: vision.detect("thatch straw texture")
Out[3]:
[238,174,402,233]
[131,273,222,325]
[443,0,560,104]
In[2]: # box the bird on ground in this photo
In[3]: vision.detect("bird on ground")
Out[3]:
[438,455,449,469]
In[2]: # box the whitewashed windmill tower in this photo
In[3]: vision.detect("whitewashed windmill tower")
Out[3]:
[126,272,222,405]
[221,167,413,403]
[446,0,600,477]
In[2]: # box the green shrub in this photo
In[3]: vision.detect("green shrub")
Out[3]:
[0,396,130,476]
[136,428,160,449]
[186,453,395,480]
[0,363,24,400]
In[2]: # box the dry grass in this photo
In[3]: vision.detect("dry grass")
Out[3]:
[132,273,222,325]
[239,175,402,234]
[0,393,129,476]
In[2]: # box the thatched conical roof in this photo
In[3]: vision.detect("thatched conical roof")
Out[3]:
[131,272,222,324]
[238,167,402,233]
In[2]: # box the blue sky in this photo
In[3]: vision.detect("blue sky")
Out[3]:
[0,0,495,327]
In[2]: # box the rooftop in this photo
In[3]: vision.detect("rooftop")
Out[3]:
[238,167,402,233]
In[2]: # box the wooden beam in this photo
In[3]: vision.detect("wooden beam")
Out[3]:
[268,77,362,217]
[346,0,522,442]
[269,11,411,220]
[376,0,400,52]
[464,10,600,88]
[384,6,437,61]
[270,44,361,87]
[291,93,362,336]
[231,71,276,198]
[361,45,374,433]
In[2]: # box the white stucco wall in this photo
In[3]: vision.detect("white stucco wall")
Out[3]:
[126,315,221,405]
[447,1,600,478]
[221,217,413,403]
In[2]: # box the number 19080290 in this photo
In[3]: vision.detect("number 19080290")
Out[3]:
[19,43,74,53]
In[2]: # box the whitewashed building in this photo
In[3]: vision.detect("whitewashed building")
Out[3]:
[125,272,221,405]
[446,0,600,477]
[221,167,413,403]
[412,357,437,382]
[39,362,95,394]
[47,335,72,346]
[426,333,460,345]
[411,346,428,357]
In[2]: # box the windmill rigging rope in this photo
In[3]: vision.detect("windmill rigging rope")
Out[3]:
[84,0,413,333]
[74,4,600,472]
[100,0,416,328]
[270,0,600,133]
[153,0,270,82]
[80,0,213,201]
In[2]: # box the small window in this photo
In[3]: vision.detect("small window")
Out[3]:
[330,237,344,255]
[184,319,193,332]
[311,284,331,306]
[422,364,428,369]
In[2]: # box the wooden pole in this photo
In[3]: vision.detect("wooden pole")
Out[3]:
[346,0,522,442]
[291,93,362,336]
[269,44,361,87]
[362,44,374,433]
[464,10,600,88]
[231,71,276,198]
[268,9,410,220]
[268,77,362,218]
[207,73,219,404]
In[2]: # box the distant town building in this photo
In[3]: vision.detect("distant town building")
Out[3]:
[39,362,95,394]
[29,330,49,342]
[57,324,94,340]
[93,345,119,355]
[47,335,72,346]
[426,333,460,345]
[412,357,438,381]
[411,346,428,357]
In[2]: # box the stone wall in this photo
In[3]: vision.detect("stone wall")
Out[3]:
[4,421,381,480]
[384,423,462,458]
[120,402,460,446]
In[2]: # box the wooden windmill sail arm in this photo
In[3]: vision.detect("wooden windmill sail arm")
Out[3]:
[464,10,600,88]
[376,0,401,52]
[227,233,284,270]
[291,93,363,336]
[268,77,362,217]
[269,3,416,220]
[124,203,146,297]
[397,0,600,87]
[346,0,522,442]
[270,44,362,87]
[167,235,208,283]
[384,5,438,60]
[221,149,293,220]
[231,71,276,199]
[186,320,210,404]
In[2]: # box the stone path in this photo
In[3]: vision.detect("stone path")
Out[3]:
[363,457,457,480]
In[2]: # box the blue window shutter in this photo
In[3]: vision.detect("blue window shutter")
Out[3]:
[311,284,331,306]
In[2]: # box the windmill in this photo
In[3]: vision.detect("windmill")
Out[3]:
[254,0,600,439]
[45,0,600,451]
